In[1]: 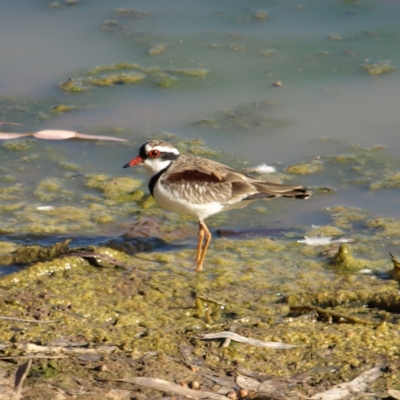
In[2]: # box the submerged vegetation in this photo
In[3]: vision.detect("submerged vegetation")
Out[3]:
[1,135,400,397]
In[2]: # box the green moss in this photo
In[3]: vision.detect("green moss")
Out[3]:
[228,43,246,51]
[33,178,69,201]
[148,43,166,56]
[115,8,147,18]
[51,104,76,113]
[59,78,86,92]
[58,162,81,171]
[363,60,395,75]
[102,177,143,202]
[261,49,276,57]
[2,140,33,152]
[1,202,25,212]
[154,73,177,88]
[87,62,142,75]
[365,217,400,236]
[92,214,115,224]
[44,206,89,221]
[165,68,208,77]
[90,72,146,86]
[254,10,268,20]
[0,239,71,266]
[85,174,110,189]
[329,244,367,272]
[285,160,323,175]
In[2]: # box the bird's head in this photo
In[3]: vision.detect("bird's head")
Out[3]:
[123,140,180,176]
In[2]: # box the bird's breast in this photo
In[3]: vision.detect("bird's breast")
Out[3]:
[153,180,224,220]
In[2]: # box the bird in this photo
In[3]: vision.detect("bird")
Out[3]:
[123,140,311,272]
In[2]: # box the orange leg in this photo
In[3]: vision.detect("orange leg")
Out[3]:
[195,221,212,272]
[196,223,205,263]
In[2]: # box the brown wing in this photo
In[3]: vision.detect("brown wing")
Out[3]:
[160,156,258,204]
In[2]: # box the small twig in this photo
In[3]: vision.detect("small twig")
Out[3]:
[222,324,238,348]
[196,331,296,349]
[0,355,68,359]
[16,343,117,355]
[0,316,57,323]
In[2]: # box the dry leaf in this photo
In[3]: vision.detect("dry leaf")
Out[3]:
[236,374,260,391]
[388,389,400,400]
[0,129,127,142]
[75,133,127,141]
[16,343,117,355]
[0,133,30,139]
[310,366,384,400]
[197,331,296,349]
[117,377,228,399]
[32,130,77,139]
[0,360,32,400]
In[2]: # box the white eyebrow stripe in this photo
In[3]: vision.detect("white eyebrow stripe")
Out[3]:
[146,144,180,154]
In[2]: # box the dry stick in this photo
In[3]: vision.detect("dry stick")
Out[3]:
[197,331,296,349]
[0,356,68,360]
[112,377,228,400]
[0,316,57,323]
[222,324,239,348]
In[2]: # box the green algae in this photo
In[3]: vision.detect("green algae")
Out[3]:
[363,59,396,75]
[329,244,369,272]
[370,171,400,190]
[305,225,345,237]
[191,101,288,132]
[148,43,167,56]
[1,226,400,396]
[102,177,143,202]
[285,160,323,175]
[58,161,81,171]
[85,173,110,189]
[114,8,147,18]
[90,72,146,86]
[87,62,142,75]
[50,104,76,113]
[260,49,276,57]
[228,43,246,52]
[388,253,400,281]
[59,61,209,93]
[34,178,74,201]
[164,68,208,77]
[2,140,33,152]
[153,73,177,88]
[0,239,71,266]
[253,10,269,20]
[366,217,400,237]
[59,78,87,92]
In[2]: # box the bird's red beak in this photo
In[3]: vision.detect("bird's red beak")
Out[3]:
[123,156,143,168]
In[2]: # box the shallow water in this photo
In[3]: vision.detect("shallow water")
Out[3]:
[1,0,400,273]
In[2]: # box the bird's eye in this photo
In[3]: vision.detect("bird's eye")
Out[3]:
[148,149,160,158]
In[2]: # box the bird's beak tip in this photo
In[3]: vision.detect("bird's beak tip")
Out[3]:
[123,156,143,168]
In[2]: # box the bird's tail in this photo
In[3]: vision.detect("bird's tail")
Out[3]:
[249,182,311,200]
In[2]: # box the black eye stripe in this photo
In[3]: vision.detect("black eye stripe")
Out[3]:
[160,151,180,161]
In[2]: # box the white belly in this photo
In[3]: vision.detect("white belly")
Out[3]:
[153,181,224,221]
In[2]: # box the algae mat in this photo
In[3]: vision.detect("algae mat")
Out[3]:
[0,233,400,398]
[1,139,400,398]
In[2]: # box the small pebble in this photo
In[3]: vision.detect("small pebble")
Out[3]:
[226,391,238,400]
[190,380,200,390]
